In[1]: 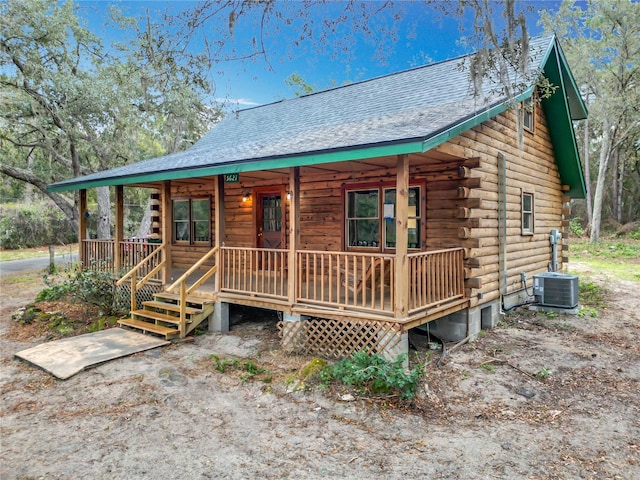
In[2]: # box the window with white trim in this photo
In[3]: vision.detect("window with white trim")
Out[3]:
[522,192,534,235]
[345,185,422,251]
[173,197,211,244]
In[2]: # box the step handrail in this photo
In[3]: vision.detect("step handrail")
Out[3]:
[115,243,166,313]
[116,242,166,286]
[166,245,219,293]
[166,245,218,338]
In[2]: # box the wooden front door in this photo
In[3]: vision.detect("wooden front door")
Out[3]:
[256,191,283,249]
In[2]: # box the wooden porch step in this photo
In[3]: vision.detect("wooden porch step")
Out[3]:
[118,318,179,338]
[153,292,214,306]
[142,300,202,315]
[131,309,190,325]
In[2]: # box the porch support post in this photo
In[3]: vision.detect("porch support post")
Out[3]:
[114,185,124,273]
[211,175,226,333]
[161,180,172,284]
[214,175,225,293]
[394,154,410,320]
[210,301,229,333]
[287,167,300,305]
[281,312,308,352]
[78,189,87,267]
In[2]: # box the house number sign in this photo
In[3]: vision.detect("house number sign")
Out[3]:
[224,173,239,183]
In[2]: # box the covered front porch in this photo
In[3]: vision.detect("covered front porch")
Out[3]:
[75,151,476,358]
[84,240,467,322]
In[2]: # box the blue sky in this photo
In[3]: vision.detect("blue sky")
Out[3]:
[76,1,563,109]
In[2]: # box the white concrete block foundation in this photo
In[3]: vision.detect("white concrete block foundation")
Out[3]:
[209,301,230,333]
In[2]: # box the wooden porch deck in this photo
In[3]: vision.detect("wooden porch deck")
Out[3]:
[87,239,468,329]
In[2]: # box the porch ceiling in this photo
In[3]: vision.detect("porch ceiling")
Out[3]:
[115,150,464,189]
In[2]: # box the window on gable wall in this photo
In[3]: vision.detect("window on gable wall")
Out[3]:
[522,192,534,235]
[523,96,535,132]
[345,185,422,251]
[173,197,211,244]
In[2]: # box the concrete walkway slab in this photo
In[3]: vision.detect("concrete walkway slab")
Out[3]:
[15,328,170,379]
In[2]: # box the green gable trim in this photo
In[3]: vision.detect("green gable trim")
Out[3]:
[420,88,533,153]
[541,46,587,199]
[47,140,426,193]
[556,41,588,120]
[47,36,586,200]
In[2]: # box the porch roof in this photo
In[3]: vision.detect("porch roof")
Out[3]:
[49,35,587,198]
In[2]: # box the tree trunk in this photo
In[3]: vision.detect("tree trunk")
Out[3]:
[135,197,154,238]
[590,119,613,243]
[0,164,77,224]
[611,146,619,223]
[614,148,623,224]
[96,186,111,239]
[583,109,593,225]
[48,244,56,274]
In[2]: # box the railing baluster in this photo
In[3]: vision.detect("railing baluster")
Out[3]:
[215,247,462,316]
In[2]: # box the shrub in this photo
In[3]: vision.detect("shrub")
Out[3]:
[568,218,584,237]
[37,266,117,315]
[0,203,76,249]
[320,351,423,401]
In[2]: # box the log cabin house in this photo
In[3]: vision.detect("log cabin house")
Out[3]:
[48,35,587,361]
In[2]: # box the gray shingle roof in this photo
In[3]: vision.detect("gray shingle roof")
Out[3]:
[50,35,563,190]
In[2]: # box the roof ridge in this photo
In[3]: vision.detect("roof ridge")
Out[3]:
[235,34,555,113]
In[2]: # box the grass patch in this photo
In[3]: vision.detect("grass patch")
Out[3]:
[0,244,78,262]
[574,259,639,282]
[207,355,273,383]
[579,281,606,308]
[0,271,42,286]
[569,238,640,282]
[570,238,640,261]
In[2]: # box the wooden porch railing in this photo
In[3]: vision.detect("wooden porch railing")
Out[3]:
[220,247,288,300]
[297,251,395,314]
[82,238,162,273]
[82,239,115,271]
[115,243,166,311]
[119,238,162,272]
[408,247,465,314]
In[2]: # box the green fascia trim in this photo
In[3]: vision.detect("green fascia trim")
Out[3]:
[47,140,425,193]
[541,48,587,199]
[420,89,533,153]
[48,94,535,194]
[555,40,588,120]
[539,34,558,71]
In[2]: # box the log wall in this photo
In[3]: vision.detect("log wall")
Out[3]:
[161,100,566,307]
[434,104,565,306]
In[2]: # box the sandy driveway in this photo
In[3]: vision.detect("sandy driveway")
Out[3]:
[1,264,638,479]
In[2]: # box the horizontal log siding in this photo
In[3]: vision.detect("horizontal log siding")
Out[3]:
[158,101,563,313]
[299,177,344,251]
[436,106,564,306]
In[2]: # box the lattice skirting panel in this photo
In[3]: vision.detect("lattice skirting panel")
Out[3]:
[277,317,402,359]
[114,282,164,312]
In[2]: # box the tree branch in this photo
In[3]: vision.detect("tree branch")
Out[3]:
[0,164,77,223]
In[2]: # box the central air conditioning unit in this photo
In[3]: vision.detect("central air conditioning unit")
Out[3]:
[533,272,579,309]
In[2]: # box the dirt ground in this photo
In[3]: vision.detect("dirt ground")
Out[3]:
[1,263,638,480]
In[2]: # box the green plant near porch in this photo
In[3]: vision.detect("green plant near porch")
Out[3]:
[319,351,423,401]
[37,265,119,316]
